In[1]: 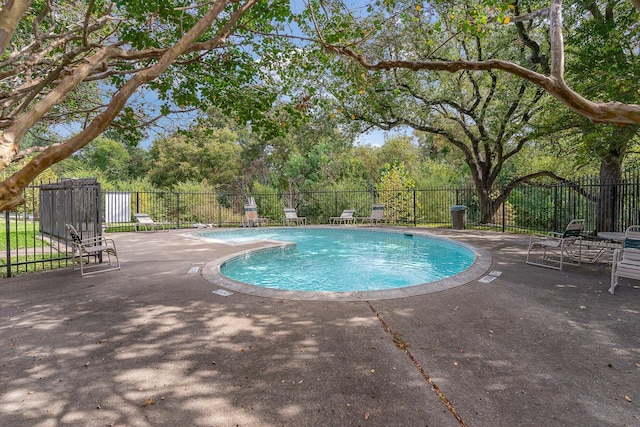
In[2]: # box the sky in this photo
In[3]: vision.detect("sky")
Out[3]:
[355,128,412,147]
[130,83,413,149]
[136,114,408,149]
[54,0,414,151]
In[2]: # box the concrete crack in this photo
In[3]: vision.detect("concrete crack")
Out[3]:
[366,300,469,427]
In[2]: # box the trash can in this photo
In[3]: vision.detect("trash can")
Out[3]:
[450,205,467,230]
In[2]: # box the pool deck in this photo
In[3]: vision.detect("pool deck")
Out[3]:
[1,227,638,426]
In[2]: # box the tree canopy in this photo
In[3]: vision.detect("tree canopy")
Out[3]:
[306,0,639,126]
[0,0,639,213]
[0,0,298,210]
[299,0,638,227]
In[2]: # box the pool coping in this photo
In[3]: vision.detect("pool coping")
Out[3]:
[194,226,493,301]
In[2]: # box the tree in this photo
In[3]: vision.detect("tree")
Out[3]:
[0,0,295,211]
[560,0,640,231]
[309,0,640,126]
[376,161,417,223]
[375,136,420,175]
[318,2,567,223]
[148,125,242,188]
[518,0,640,231]
[251,116,363,193]
[72,137,133,182]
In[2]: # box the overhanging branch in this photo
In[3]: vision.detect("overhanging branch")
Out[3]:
[324,0,640,126]
[0,0,258,211]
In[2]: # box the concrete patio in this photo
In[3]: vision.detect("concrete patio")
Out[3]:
[0,227,638,426]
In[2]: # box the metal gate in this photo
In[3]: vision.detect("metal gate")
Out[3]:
[40,178,102,240]
[2,178,102,277]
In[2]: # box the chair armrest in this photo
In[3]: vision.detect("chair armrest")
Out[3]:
[612,248,624,262]
[78,236,116,248]
[529,233,561,242]
[612,247,640,264]
[80,236,106,243]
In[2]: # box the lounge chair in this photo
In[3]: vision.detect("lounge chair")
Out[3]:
[609,225,640,294]
[357,204,385,225]
[134,213,170,231]
[66,224,120,276]
[330,209,356,225]
[242,205,269,227]
[192,222,216,228]
[284,208,306,226]
[526,219,585,270]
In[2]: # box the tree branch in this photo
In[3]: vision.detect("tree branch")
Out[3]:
[325,0,640,126]
[0,0,258,211]
[13,142,61,162]
[0,0,33,54]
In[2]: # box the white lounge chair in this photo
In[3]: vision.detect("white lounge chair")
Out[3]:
[66,224,120,276]
[284,208,306,226]
[242,205,269,227]
[526,219,585,270]
[134,213,170,231]
[357,204,385,225]
[609,225,640,294]
[193,223,216,228]
[330,209,356,225]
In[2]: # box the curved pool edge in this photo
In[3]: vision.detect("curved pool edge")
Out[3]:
[199,227,493,301]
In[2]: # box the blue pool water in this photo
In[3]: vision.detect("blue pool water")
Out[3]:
[201,228,475,293]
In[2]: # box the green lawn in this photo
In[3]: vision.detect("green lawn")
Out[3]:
[1,254,70,277]
[0,222,67,277]
[0,222,47,250]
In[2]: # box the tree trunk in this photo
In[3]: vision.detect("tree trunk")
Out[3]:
[476,186,497,224]
[597,156,622,232]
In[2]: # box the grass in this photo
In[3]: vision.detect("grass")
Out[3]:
[104,223,138,233]
[0,254,71,277]
[0,222,47,250]
[0,221,69,277]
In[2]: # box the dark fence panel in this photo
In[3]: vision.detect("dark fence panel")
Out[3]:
[41,178,102,240]
[4,172,640,277]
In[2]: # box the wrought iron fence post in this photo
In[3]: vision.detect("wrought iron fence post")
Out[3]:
[413,190,417,226]
[553,185,559,231]
[5,210,11,278]
[218,194,222,227]
[176,192,180,229]
[502,193,506,233]
[611,181,617,232]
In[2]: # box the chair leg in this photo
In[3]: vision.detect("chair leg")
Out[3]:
[106,250,120,270]
[79,253,86,276]
[541,246,564,270]
[526,242,534,265]
[526,244,562,270]
[609,275,618,294]
[610,262,619,294]
[72,248,83,273]
[558,243,563,271]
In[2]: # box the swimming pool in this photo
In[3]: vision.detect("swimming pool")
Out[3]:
[199,228,478,294]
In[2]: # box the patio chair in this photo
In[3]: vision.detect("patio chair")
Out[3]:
[357,204,385,225]
[609,225,640,294]
[526,219,585,270]
[330,209,356,225]
[134,213,170,231]
[66,224,120,276]
[242,204,269,227]
[284,208,306,226]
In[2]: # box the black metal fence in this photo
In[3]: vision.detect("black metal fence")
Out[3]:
[3,174,640,277]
